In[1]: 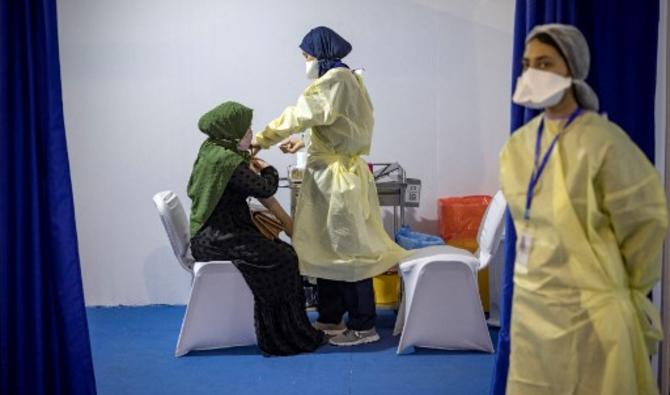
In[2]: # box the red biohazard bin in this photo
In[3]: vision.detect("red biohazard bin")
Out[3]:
[438,195,492,248]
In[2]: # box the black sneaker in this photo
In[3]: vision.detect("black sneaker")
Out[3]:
[329,328,380,346]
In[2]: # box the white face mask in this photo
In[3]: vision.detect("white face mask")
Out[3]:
[305,59,319,80]
[237,129,253,151]
[512,68,572,109]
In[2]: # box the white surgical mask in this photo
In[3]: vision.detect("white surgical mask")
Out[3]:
[512,68,572,109]
[305,59,319,80]
[237,129,253,151]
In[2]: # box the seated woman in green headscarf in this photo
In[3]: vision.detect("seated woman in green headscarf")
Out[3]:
[188,101,325,356]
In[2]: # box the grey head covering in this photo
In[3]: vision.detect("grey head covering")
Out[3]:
[527,24,599,111]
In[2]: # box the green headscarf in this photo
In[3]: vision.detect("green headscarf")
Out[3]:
[187,101,253,236]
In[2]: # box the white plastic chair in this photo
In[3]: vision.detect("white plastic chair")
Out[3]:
[153,191,256,357]
[394,191,506,354]
[486,230,505,328]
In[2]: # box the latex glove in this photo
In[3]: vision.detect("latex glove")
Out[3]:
[279,139,305,154]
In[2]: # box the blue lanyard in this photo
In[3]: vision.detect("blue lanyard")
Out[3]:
[524,108,582,221]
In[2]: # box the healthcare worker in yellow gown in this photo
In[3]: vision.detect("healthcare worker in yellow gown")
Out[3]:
[251,26,409,346]
[500,24,668,394]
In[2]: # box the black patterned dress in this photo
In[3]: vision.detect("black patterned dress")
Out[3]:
[190,164,324,356]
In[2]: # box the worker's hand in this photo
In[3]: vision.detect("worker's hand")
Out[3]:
[249,137,262,157]
[383,265,399,275]
[279,139,305,154]
[250,157,270,173]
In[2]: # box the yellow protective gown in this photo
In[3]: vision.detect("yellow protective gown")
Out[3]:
[499,111,668,395]
[255,68,409,282]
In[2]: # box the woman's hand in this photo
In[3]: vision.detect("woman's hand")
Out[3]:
[250,157,270,173]
[279,139,305,154]
[249,137,262,157]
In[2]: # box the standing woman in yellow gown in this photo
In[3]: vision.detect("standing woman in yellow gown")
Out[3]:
[251,26,408,346]
[500,24,667,394]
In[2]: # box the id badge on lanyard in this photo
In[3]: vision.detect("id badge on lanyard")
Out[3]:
[518,108,582,271]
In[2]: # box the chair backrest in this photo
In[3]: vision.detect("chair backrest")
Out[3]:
[153,191,195,272]
[476,191,506,269]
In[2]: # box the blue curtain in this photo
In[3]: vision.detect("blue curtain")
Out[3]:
[0,1,97,394]
[489,1,659,394]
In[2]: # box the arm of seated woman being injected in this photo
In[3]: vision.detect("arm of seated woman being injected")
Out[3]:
[247,157,294,237]
[257,196,294,238]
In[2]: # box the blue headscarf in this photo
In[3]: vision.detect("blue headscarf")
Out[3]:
[299,26,351,77]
